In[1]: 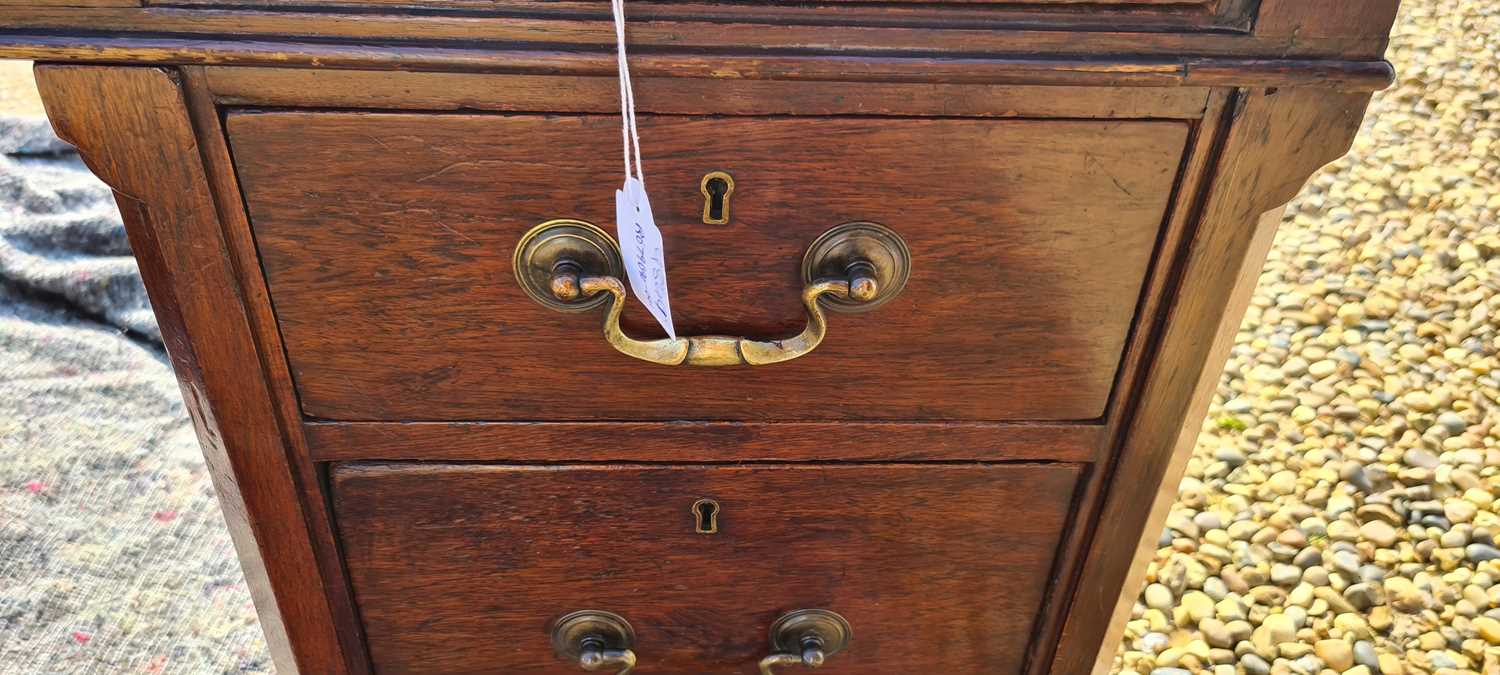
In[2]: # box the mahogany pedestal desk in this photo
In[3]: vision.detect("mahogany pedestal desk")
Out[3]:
[0,3,1399,673]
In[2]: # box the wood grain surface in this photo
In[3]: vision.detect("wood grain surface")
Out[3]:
[203,69,1214,120]
[332,462,1081,674]
[180,66,373,674]
[1018,88,1231,674]
[1,0,1259,46]
[0,0,1404,72]
[0,37,1398,91]
[303,420,1104,463]
[230,112,1187,422]
[34,65,354,674]
[1049,88,1379,674]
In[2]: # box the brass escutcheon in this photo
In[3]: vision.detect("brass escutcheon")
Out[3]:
[692,498,720,534]
[700,171,735,224]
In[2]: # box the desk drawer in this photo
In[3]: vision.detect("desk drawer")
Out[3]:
[230,112,1186,422]
[332,461,1080,674]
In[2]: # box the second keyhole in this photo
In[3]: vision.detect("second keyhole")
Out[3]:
[692,498,720,534]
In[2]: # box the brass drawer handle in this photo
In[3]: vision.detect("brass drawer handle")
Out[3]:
[514,220,910,367]
[759,609,852,674]
[551,610,638,675]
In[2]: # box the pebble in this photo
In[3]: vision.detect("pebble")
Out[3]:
[1435,412,1468,434]
[1473,616,1500,644]
[1353,640,1379,670]
[1331,550,1362,576]
[1402,391,1436,413]
[1144,583,1174,611]
[1266,471,1297,495]
[1180,591,1214,623]
[1359,521,1399,547]
[1271,564,1303,587]
[1403,448,1440,469]
[1445,500,1477,524]
[1328,521,1360,542]
[1355,503,1400,527]
[1261,613,1295,643]
[1199,617,1233,648]
[1315,639,1354,671]
[1241,654,1270,675]
[1466,543,1500,562]
[1135,632,1170,654]
[1165,513,1199,538]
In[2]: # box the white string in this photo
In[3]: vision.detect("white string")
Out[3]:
[611,0,644,185]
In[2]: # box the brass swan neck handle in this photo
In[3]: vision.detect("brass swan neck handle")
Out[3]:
[552,611,638,675]
[514,220,910,367]
[759,609,852,675]
[557,271,857,367]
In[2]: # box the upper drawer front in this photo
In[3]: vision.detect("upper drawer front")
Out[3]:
[333,462,1080,674]
[230,113,1187,422]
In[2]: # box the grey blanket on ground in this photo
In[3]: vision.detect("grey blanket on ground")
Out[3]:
[0,116,271,674]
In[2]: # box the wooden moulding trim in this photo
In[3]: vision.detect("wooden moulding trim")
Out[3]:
[6,0,140,6]
[302,421,1105,463]
[140,0,1237,31]
[0,2,1288,53]
[1018,88,1234,675]
[202,67,1216,119]
[0,36,1396,90]
[179,65,373,675]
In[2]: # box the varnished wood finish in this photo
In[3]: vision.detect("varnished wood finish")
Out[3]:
[1021,88,1232,673]
[203,68,1214,119]
[1052,87,1377,675]
[7,0,138,6]
[163,0,1237,11]
[0,0,1401,60]
[304,421,1104,463]
[332,462,1082,674]
[231,112,1186,422]
[32,65,353,675]
[11,2,1399,672]
[178,66,373,675]
[0,37,1397,90]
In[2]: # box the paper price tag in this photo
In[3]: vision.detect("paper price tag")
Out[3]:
[616,177,676,339]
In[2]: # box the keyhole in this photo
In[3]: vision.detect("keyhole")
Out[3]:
[692,498,720,534]
[705,179,728,220]
[699,171,735,225]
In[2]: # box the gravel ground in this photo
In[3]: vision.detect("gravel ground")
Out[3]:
[1113,2,1500,675]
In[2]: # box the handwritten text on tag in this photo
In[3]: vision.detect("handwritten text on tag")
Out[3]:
[615,177,676,339]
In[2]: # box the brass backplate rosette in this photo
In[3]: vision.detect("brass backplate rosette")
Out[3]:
[513,219,623,313]
[550,610,636,660]
[801,221,911,313]
[768,609,852,657]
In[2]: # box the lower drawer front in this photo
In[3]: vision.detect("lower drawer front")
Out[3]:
[332,462,1080,674]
